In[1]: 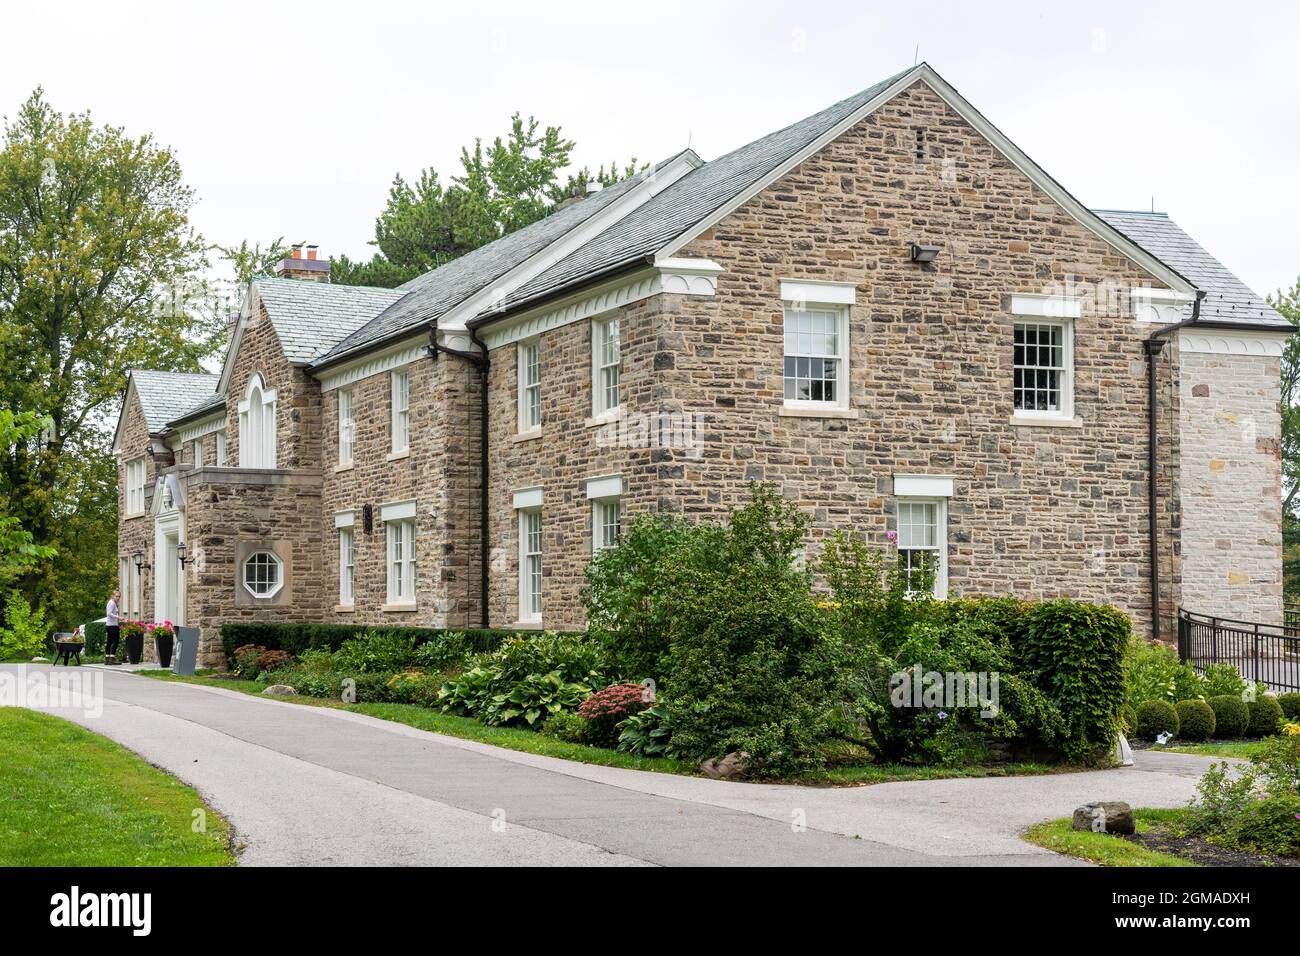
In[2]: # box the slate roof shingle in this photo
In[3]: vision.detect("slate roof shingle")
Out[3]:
[1096,211,1290,329]
[253,278,406,364]
[131,370,220,433]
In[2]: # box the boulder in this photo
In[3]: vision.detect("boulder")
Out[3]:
[262,684,298,697]
[1072,801,1135,835]
[699,751,751,780]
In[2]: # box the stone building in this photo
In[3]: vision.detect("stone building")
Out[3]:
[113,64,1291,667]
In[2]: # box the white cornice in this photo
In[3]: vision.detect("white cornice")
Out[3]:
[1178,329,1289,357]
[480,259,723,350]
[175,412,226,445]
[656,63,1197,297]
[316,334,426,393]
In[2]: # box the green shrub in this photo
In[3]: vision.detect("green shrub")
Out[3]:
[1247,696,1284,738]
[485,671,590,728]
[220,622,541,664]
[383,670,442,707]
[484,632,607,688]
[1278,693,1300,721]
[0,593,50,659]
[1175,699,1216,741]
[1208,695,1249,738]
[232,644,267,680]
[411,631,474,672]
[617,703,682,759]
[539,710,588,743]
[1228,795,1300,857]
[1018,600,1131,762]
[82,620,107,655]
[333,630,415,674]
[1201,662,1247,699]
[437,666,497,717]
[1251,730,1300,794]
[1186,760,1259,836]
[1135,699,1179,741]
[1123,636,1201,707]
[1119,703,1138,736]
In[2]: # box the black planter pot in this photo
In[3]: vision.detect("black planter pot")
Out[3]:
[154,634,174,669]
[125,632,144,665]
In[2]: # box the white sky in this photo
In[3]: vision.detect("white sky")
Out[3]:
[4,0,1298,300]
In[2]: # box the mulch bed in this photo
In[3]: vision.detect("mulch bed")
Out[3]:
[1122,827,1300,867]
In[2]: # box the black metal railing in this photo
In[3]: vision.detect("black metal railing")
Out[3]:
[1177,608,1300,693]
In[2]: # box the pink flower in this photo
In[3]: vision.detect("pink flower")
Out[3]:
[886,530,898,543]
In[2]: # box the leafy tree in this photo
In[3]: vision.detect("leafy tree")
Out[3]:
[549,158,645,205]
[215,237,289,285]
[0,88,212,628]
[1268,280,1300,517]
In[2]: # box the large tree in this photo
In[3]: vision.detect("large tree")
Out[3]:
[334,114,639,288]
[1268,281,1300,516]
[0,89,214,628]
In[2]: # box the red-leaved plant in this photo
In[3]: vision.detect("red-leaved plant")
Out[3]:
[578,683,651,748]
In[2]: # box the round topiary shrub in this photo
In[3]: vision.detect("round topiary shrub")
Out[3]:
[1208,695,1249,739]
[1135,699,1179,741]
[1278,693,1300,721]
[1175,699,1216,741]
[1247,696,1285,738]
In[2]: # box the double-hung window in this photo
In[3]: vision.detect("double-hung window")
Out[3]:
[586,475,624,556]
[1013,320,1072,417]
[518,341,541,433]
[391,368,410,454]
[779,281,854,411]
[592,317,620,416]
[338,388,354,465]
[893,475,952,599]
[336,514,355,607]
[520,509,542,621]
[215,430,227,467]
[386,518,416,605]
[125,458,146,515]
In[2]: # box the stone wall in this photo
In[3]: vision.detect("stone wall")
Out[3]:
[1177,345,1283,624]
[116,389,156,621]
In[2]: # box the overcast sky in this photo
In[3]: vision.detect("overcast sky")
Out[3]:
[4,0,1297,300]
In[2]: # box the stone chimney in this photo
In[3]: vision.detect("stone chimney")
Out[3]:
[276,243,331,283]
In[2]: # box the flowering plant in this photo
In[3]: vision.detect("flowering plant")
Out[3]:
[147,620,175,640]
[119,619,147,640]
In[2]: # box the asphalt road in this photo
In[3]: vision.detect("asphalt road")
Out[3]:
[5,664,1220,866]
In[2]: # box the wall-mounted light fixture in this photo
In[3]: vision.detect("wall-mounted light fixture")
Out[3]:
[133,549,151,573]
[910,243,941,264]
[177,541,189,570]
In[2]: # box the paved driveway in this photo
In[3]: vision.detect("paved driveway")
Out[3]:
[4,664,1220,866]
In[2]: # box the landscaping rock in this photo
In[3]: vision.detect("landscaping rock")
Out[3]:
[1072,801,1135,835]
[262,684,298,697]
[699,751,751,780]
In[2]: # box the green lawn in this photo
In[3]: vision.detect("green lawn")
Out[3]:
[0,708,234,866]
[140,670,1091,786]
[1154,741,1266,759]
[1024,808,1196,867]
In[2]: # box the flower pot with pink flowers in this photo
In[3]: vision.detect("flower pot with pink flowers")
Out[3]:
[149,620,176,668]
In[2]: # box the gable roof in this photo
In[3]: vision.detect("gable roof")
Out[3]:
[252,278,406,364]
[130,370,220,433]
[310,161,679,370]
[1096,211,1290,330]
[480,63,1197,322]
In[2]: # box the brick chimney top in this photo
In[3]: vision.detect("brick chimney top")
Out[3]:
[276,242,331,283]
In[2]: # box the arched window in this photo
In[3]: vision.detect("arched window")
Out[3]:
[242,551,283,598]
[238,373,276,468]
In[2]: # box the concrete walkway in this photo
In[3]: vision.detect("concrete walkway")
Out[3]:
[4,664,1221,866]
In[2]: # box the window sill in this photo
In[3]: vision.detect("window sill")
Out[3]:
[381,602,417,613]
[333,604,355,613]
[334,461,354,473]
[512,429,544,444]
[386,449,411,462]
[123,512,146,521]
[512,619,544,630]
[1009,414,1082,429]
[584,407,622,429]
[779,405,859,420]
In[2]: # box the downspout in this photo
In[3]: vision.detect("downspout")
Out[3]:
[1143,289,1205,641]
[427,320,492,628]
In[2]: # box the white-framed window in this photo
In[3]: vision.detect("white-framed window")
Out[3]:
[130,560,141,616]
[338,527,354,606]
[242,551,284,599]
[896,498,947,599]
[238,373,276,468]
[519,508,543,621]
[390,368,410,453]
[118,557,129,612]
[1013,319,1073,418]
[386,518,416,604]
[592,317,620,416]
[518,340,541,433]
[592,498,621,554]
[783,305,849,408]
[125,458,146,514]
[215,430,227,467]
[338,388,354,464]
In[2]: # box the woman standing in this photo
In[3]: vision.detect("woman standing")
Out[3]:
[105,589,121,663]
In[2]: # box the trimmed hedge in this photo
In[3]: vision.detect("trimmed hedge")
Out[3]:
[81,621,107,656]
[1135,699,1179,741]
[219,621,579,666]
[1175,699,1216,741]
[1247,696,1284,738]
[1208,695,1249,738]
[1278,693,1300,721]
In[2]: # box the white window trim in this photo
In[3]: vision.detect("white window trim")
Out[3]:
[896,496,948,600]
[591,316,621,418]
[385,517,417,606]
[214,430,227,467]
[591,497,621,556]
[517,506,543,623]
[1011,317,1075,422]
[125,458,146,515]
[780,296,851,412]
[338,526,355,607]
[242,550,284,599]
[390,367,410,454]
[338,388,354,465]
[237,373,277,468]
[517,340,542,434]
